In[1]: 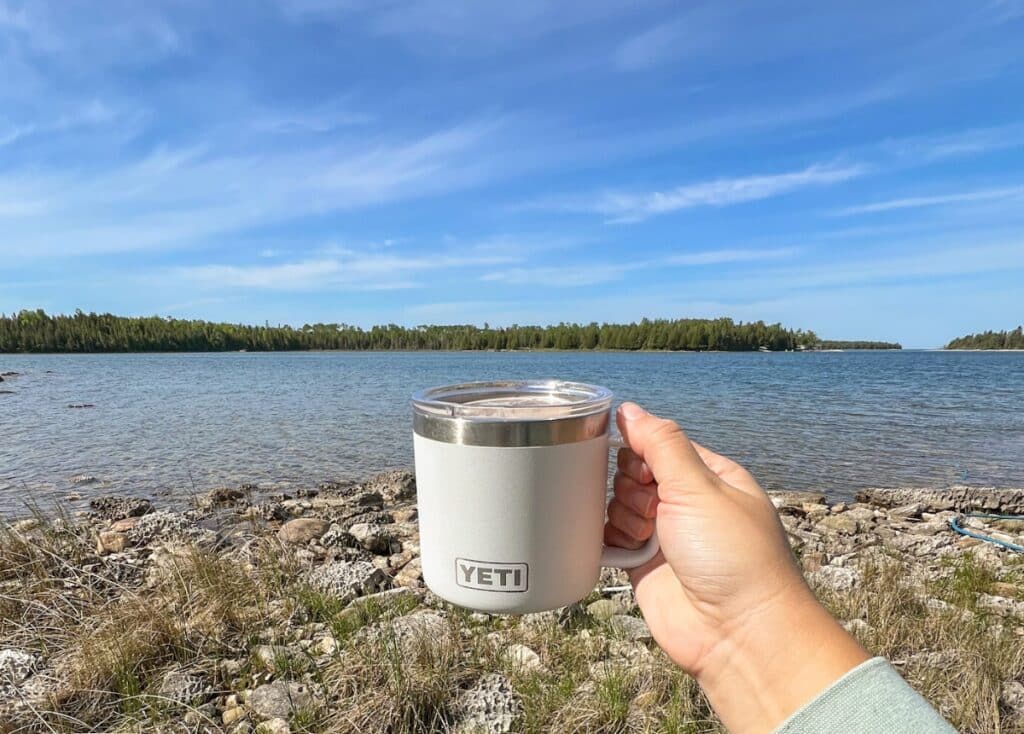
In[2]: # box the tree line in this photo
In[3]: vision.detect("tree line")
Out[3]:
[946,327,1024,350]
[818,340,902,350]
[0,310,827,353]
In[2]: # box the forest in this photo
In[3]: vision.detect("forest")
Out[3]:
[818,340,902,350]
[0,310,823,353]
[945,327,1024,349]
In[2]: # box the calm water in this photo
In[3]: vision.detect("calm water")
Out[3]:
[1,351,1022,515]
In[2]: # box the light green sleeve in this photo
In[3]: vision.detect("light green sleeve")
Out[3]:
[773,657,957,734]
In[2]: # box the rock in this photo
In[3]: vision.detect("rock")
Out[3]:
[389,610,449,653]
[109,517,139,532]
[127,510,214,547]
[1001,681,1024,721]
[253,645,298,673]
[248,681,312,721]
[198,486,246,509]
[609,614,652,641]
[277,518,330,545]
[306,560,390,603]
[347,523,401,555]
[67,403,95,408]
[856,487,1024,515]
[454,674,521,734]
[841,619,875,636]
[814,514,860,536]
[158,670,210,706]
[223,706,246,725]
[0,649,37,686]
[587,598,625,621]
[313,636,338,656]
[608,639,653,663]
[588,660,632,682]
[977,594,1024,619]
[809,564,860,591]
[96,530,129,555]
[501,644,543,673]
[889,502,925,519]
[769,491,826,512]
[10,518,40,533]
[394,557,423,588]
[255,718,291,734]
[88,495,152,521]
[69,474,98,485]
[365,469,416,503]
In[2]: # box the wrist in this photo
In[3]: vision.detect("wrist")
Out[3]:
[694,580,869,734]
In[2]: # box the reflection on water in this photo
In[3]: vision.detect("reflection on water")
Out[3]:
[1,350,1022,514]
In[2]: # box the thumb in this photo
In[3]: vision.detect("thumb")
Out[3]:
[617,402,715,500]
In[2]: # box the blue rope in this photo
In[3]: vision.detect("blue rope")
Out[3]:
[948,513,1024,553]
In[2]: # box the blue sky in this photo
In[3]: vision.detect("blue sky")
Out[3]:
[1,1,1023,347]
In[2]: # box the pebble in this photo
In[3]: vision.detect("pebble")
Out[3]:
[248,681,312,720]
[277,518,330,544]
[255,718,291,734]
[586,598,625,621]
[501,644,543,673]
[608,614,652,642]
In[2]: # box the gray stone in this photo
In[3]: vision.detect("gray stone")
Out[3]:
[809,564,860,591]
[347,522,401,555]
[127,510,214,547]
[977,594,1024,619]
[388,610,449,653]
[88,495,152,521]
[587,598,625,621]
[69,474,98,485]
[1001,681,1024,721]
[0,649,37,686]
[277,518,330,545]
[814,514,859,536]
[255,718,291,734]
[841,619,875,636]
[889,502,925,519]
[609,614,652,641]
[364,469,416,503]
[856,486,1024,515]
[158,670,210,706]
[248,681,312,721]
[769,490,826,512]
[501,644,543,673]
[455,674,521,734]
[306,560,390,603]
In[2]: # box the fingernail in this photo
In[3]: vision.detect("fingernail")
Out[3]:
[619,402,646,421]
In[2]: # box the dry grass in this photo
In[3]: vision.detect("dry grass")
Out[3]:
[2,517,1022,733]
[812,552,1024,734]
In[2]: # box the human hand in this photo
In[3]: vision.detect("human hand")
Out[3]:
[604,402,868,734]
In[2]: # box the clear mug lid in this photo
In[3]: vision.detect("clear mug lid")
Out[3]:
[411,379,613,422]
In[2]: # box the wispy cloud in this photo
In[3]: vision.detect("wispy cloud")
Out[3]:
[481,263,643,287]
[527,163,866,223]
[179,250,520,291]
[0,119,503,257]
[835,185,1024,216]
[613,16,717,71]
[879,124,1024,162]
[666,247,800,266]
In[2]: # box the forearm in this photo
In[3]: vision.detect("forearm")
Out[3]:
[695,585,870,734]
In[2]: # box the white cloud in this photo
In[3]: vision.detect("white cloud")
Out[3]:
[0,119,502,257]
[666,247,800,265]
[179,250,520,291]
[835,185,1024,216]
[481,263,642,287]
[529,163,866,223]
[613,10,721,71]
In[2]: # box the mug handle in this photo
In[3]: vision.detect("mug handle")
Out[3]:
[600,434,660,569]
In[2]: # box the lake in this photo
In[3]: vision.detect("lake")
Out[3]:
[1,350,1022,515]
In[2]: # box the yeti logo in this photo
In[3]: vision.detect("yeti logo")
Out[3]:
[455,558,528,592]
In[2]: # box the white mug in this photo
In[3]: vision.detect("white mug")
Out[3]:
[411,379,659,614]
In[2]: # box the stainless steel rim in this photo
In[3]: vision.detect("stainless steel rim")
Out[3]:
[413,410,610,447]
[411,379,613,447]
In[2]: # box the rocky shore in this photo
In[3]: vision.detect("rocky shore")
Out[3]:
[2,475,1023,733]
